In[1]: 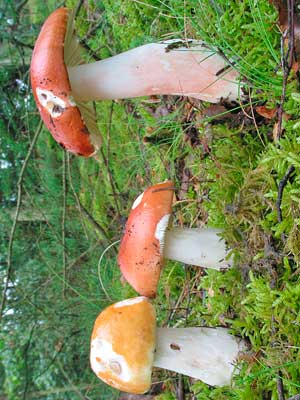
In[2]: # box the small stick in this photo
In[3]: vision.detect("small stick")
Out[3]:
[277,0,295,139]
[277,370,285,400]
[276,165,295,223]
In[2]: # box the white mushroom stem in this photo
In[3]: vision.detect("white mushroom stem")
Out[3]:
[163,227,232,270]
[153,327,246,386]
[68,41,242,103]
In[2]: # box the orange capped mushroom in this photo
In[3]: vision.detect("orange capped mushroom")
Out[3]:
[118,181,232,297]
[118,181,174,298]
[91,297,247,394]
[90,297,156,394]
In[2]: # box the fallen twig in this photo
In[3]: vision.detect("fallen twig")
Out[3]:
[277,370,285,400]
[277,0,295,139]
[276,165,295,223]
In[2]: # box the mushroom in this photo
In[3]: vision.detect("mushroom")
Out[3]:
[90,297,247,394]
[118,181,232,297]
[30,8,101,156]
[31,8,244,156]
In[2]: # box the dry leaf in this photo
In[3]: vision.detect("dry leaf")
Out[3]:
[256,105,277,119]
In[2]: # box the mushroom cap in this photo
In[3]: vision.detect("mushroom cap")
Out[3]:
[118,181,174,298]
[90,297,156,394]
[30,8,98,156]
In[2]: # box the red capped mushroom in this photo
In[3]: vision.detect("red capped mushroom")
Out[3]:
[30,8,101,156]
[31,8,245,155]
[118,181,232,297]
[90,297,247,394]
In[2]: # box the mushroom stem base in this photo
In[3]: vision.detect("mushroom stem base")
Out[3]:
[153,327,246,386]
